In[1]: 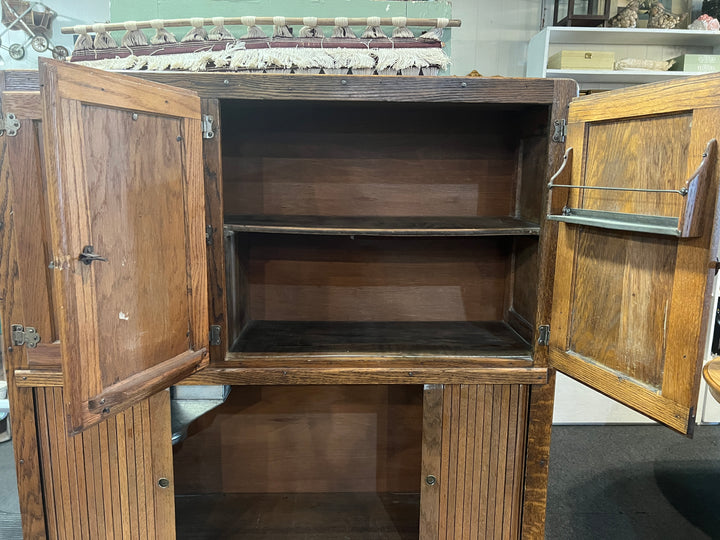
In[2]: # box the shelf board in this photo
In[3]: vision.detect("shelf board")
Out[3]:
[544,26,720,47]
[546,69,711,85]
[224,215,540,236]
[230,320,532,359]
[175,493,420,538]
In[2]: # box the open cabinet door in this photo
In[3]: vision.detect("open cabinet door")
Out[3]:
[39,59,208,434]
[545,74,720,435]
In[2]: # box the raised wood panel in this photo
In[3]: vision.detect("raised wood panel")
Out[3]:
[243,235,511,323]
[582,114,692,218]
[36,388,174,540]
[568,229,677,388]
[173,386,423,495]
[420,384,529,540]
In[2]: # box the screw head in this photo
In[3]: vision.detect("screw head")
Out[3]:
[461,82,467,88]
[426,475,437,486]
[158,478,170,488]
[102,407,110,414]
[132,113,138,120]
[341,79,348,85]
[176,136,183,142]
[223,79,229,85]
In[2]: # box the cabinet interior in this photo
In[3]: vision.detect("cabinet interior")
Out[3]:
[220,99,551,364]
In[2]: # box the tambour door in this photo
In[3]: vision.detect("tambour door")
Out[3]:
[39,59,208,434]
[545,73,720,435]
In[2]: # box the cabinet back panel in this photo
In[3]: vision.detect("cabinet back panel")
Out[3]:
[172,385,422,494]
[240,235,511,322]
[221,102,530,218]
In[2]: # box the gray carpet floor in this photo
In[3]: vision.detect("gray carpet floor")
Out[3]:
[1,425,719,538]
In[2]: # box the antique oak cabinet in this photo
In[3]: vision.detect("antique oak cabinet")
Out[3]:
[2,59,719,539]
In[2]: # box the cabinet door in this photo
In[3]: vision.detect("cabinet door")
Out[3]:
[546,74,720,434]
[39,59,208,434]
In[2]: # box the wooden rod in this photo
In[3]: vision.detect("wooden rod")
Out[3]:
[62,17,461,34]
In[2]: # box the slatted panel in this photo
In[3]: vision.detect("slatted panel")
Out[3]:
[421,384,529,540]
[34,388,175,540]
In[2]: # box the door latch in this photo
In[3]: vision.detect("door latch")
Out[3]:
[538,325,550,346]
[11,325,40,348]
[79,245,108,265]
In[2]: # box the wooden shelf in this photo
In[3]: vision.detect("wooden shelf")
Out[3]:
[230,320,532,360]
[175,493,420,539]
[224,215,540,236]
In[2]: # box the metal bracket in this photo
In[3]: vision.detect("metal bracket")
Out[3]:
[206,225,215,246]
[202,114,215,139]
[552,119,566,143]
[11,324,40,348]
[0,112,20,137]
[210,325,221,346]
[538,325,550,346]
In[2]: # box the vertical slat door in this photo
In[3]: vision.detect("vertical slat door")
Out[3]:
[546,74,720,434]
[39,59,208,434]
[36,388,175,540]
[420,384,529,539]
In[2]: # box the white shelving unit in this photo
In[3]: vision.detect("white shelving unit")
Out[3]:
[528,26,720,90]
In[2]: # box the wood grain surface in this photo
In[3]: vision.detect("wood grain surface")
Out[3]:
[39,59,208,433]
[548,87,720,435]
[131,72,559,103]
[420,384,529,539]
[0,89,47,538]
[36,388,175,540]
[172,385,422,495]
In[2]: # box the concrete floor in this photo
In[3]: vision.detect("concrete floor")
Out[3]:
[1,425,719,538]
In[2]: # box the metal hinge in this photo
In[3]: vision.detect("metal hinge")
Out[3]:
[202,114,215,139]
[538,325,550,346]
[11,324,40,348]
[0,112,20,137]
[210,325,221,346]
[552,119,566,143]
[206,225,215,246]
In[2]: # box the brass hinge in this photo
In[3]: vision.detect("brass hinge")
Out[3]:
[537,325,550,346]
[202,114,215,139]
[11,324,40,348]
[210,325,221,346]
[0,112,20,137]
[552,119,566,143]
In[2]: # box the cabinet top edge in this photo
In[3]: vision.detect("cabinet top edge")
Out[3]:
[0,69,570,105]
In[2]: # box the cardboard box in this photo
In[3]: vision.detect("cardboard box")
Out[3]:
[547,50,615,71]
[670,54,720,73]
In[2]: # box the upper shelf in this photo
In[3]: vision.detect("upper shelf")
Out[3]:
[536,27,720,47]
[527,26,720,90]
[224,215,540,236]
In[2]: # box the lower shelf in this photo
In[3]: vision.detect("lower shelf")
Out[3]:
[230,320,532,359]
[175,492,420,540]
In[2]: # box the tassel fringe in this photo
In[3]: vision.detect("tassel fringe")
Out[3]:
[209,17,233,40]
[150,19,177,44]
[74,44,450,74]
[181,17,208,41]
